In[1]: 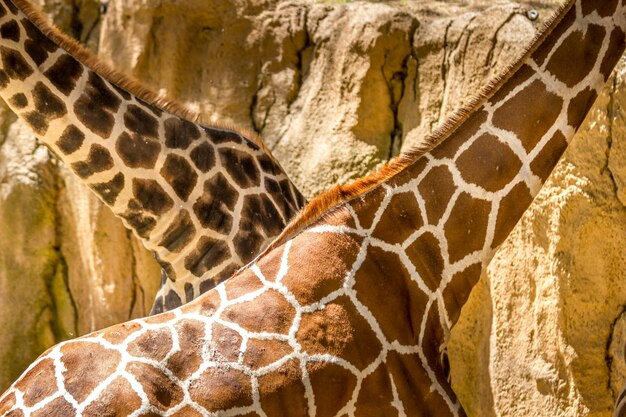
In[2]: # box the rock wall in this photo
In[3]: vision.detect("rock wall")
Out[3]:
[0,0,625,416]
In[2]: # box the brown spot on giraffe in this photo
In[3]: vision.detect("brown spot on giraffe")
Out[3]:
[143,311,176,325]
[354,245,428,345]
[190,142,216,173]
[582,0,618,16]
[157,209,196,253]
[164,116,201,149]
[13,359,56,407]
[60,342,121,403]
[124,103,159,138]
[1,46,32,80]
[243,339,294,370]
[531,8,576,66]
[530,130,568,182]
[224,271,264,300]
[306,361,357,417]
[204,263,239,291]
[132,178,174,216]
[109,82,131,100]
[210,323,243,362]
[74,72,121,138]
[233,194,284,260]
[120,209,156,239]
[184,236,231,277]
[71,144,114,179]
[546,24,605,88]
[282,232,361,305]
[184,283,194,302]
[406,231,445,291]
[127,326,173,361]
[116,131,161,169]
[137,97,162,117]
[492,79,563,153]
[0,392,15,415]
[223,288,295,334]
[492,182,534,248]
[601,28,626,81]
[193,173,238,234]
[355,363,398,416]
[265,177,300,221]
[568,87,598,128]
[22,110,47,134]
[421,302,447,370]
[8,92,25,108]
[0,20,19,42]
[127,362,184,411]
[160,154,198,200]
[32,82,66,118]
[163,290,182,309]
[166,319,205,381]
[91,172,125,205]
[188,367,253,412]
[297,296,382,370]
[456,133,522,192]
[3,0,16,14]
[489,64,534,105]
[255,243,283,283]
[443,263,483,325]
[207,128,243,145]
[431,110,488,159]
[31,397,75,417]
[82,377,142,417]
[372,191,424,244]
[219,147,261,188]
[353,187,386,230]
[385,350,450,414]
[55,124,84,154]
[20,18,57,65]
[418,165,456,225]
[258,360,309,415]
[257,153,279,175]
[170,407,204,417]
[44,54,83,95]
[444,192,491,263]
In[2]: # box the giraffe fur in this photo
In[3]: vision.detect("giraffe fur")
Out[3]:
[0,0,307,314]
[2,0,626,415]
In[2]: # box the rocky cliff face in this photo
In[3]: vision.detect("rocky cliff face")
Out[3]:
[0,0,624,416]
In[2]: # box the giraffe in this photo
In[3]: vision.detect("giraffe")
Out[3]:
[1,0,624,415]
[0,0,306,314]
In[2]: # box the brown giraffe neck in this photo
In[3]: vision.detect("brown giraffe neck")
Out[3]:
[270,0,624,330]
[1,1,625,416]
[0,0,306,313]
[367,0,625,329]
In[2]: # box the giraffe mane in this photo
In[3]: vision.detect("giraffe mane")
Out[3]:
[11,0,272,155]
[265,0,576,252]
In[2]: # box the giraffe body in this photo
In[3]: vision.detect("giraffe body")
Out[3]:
[2,0,626,415]
[0,0,305,314]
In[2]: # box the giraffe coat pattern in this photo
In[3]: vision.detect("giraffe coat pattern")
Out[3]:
[0,0,306,314]
[2,0,626,415]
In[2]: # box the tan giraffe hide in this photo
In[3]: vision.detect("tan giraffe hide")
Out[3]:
[0,0,624,416]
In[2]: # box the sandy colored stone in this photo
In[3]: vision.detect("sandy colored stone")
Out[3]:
[1,1,626,417]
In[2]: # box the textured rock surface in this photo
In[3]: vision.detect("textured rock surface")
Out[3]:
[1,1,626,416]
